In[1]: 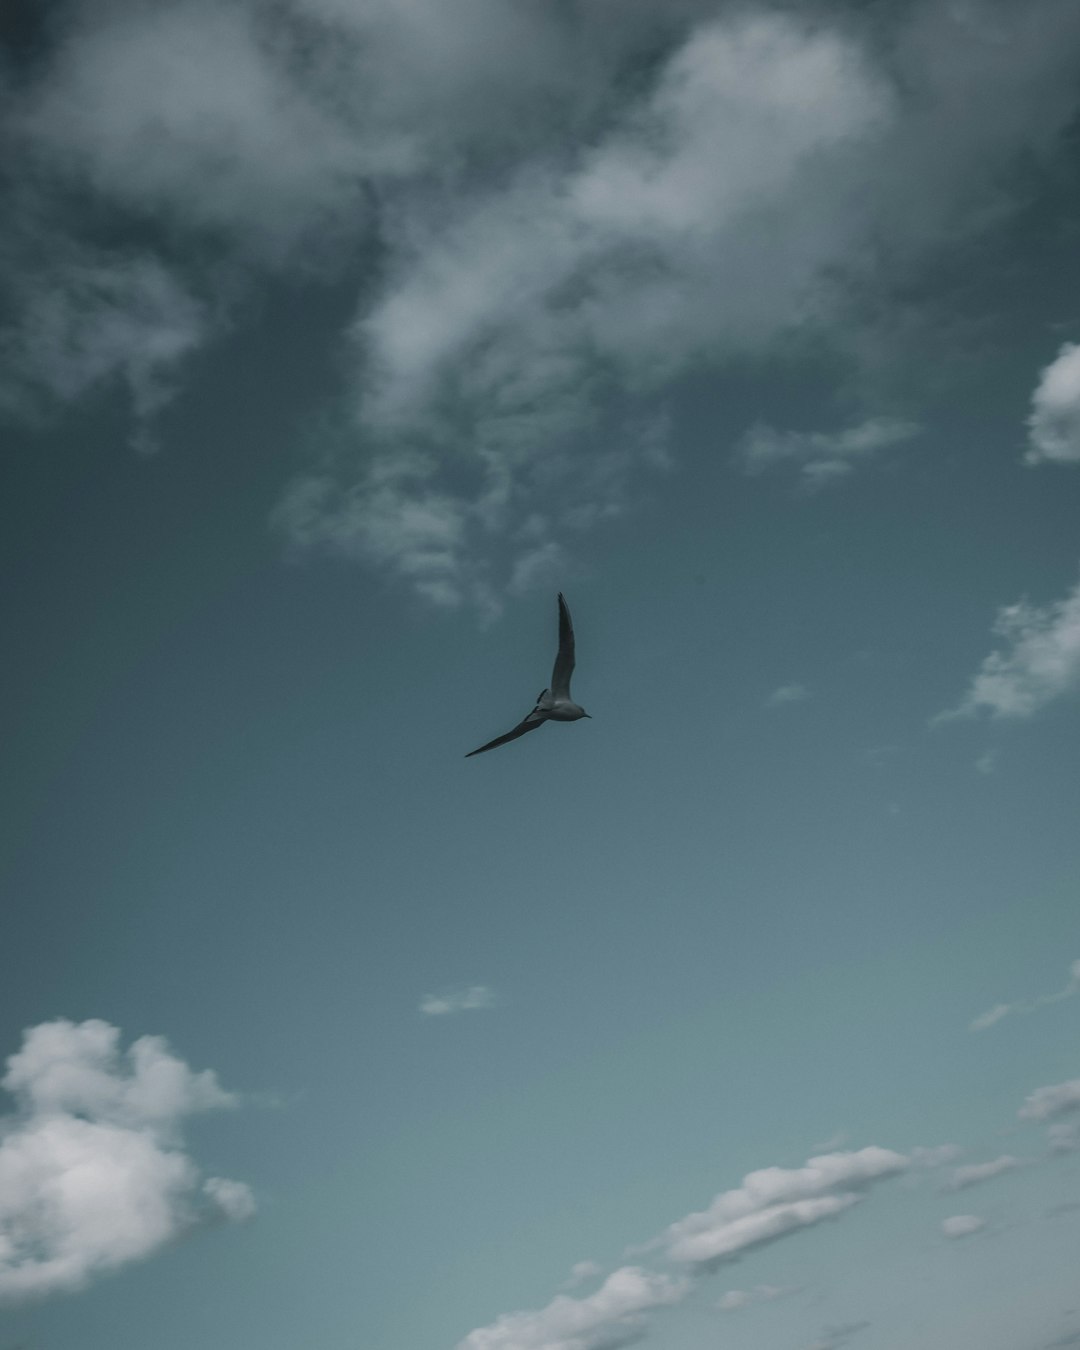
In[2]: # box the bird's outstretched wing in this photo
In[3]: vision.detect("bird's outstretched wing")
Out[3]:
[465,712,547,757]
[550,592,576,700]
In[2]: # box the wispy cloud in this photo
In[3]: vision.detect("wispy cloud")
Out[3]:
[0,252,212,450]
[719,1283,799,1312]
[937,572,1080,720]
[941,1214,986,1239]
[970,958,1080,1031]
[735,417,920,488]
[766,683,811,708]
[1025,342,1080,466]
[944,1156,1022,1192]
[456,1265,688,1350]
[419,985,496,1017]
[0,1019,253,1305]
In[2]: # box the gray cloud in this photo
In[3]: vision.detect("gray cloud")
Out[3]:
[8,0,1080,601]
[0,1018,253,1305]
[735,417,920,488]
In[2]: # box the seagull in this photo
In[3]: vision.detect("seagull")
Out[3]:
[466,592,590,757]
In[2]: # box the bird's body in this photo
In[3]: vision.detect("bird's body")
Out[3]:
[466,593,590,757]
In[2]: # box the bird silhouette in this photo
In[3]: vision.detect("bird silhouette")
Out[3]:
[466,592,590,757]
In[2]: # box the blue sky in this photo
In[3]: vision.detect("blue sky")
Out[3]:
[2,3,1080,1349]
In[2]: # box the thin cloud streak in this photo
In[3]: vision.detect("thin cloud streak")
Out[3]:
[419,986,496,1017]
[970,958,1080,1031]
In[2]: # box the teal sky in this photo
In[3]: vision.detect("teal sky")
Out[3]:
[2,4,1080,1350]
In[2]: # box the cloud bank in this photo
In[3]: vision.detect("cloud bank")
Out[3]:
[8,0,1080,602]
[0,1019,253,1304]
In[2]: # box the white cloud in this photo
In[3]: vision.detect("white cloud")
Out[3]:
[419,985,496,1017]
[719,1283,797,1312]
[970,958,1080,1031]
[941,1214,986,1239]
[0,1019,252,1305]
[1025,342,1080,466]
[766,683,811,707]
[735,418,920,487]
[456,1265,688,1350]
[1019,1078,1080,1122]
[975,749,998,775]
[656,1147,908,1268]
[939,572,1080,719]
[944,1156,1021,1191]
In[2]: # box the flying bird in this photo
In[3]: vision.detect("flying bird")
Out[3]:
[466,592,590,757]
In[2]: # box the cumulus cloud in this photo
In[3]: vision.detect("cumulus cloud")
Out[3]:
[944,1156,1021,1192]
[938,572,1080,719]
[1025,343,1080,466]
[655,1147,908,1269]
[735,417,920,487]
[456,1265,688,1350]
[419,985,496,1017]
[0,1019,252,1305]
[970,958,1080,1031]
[941,1214,986,1239]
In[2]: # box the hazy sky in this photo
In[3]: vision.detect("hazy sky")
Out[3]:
[3,3,1080,1349]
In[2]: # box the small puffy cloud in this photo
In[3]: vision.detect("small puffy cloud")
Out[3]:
[944,1156,1021,1192]
[941,1214,986,1239]
[656,1147,908,1269]
[419,985,496,1017]
[971,959,1080,1031]
[735,417,920,488]
[766,683,810,707]
[1025,342,1080,466]
[0,1019,252,1305]
[719,1283,797,1312]
[456,1265,688,1350]
[1018,1078,1080,1123]
[938,572,1080,720]
[975,749,998,775]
